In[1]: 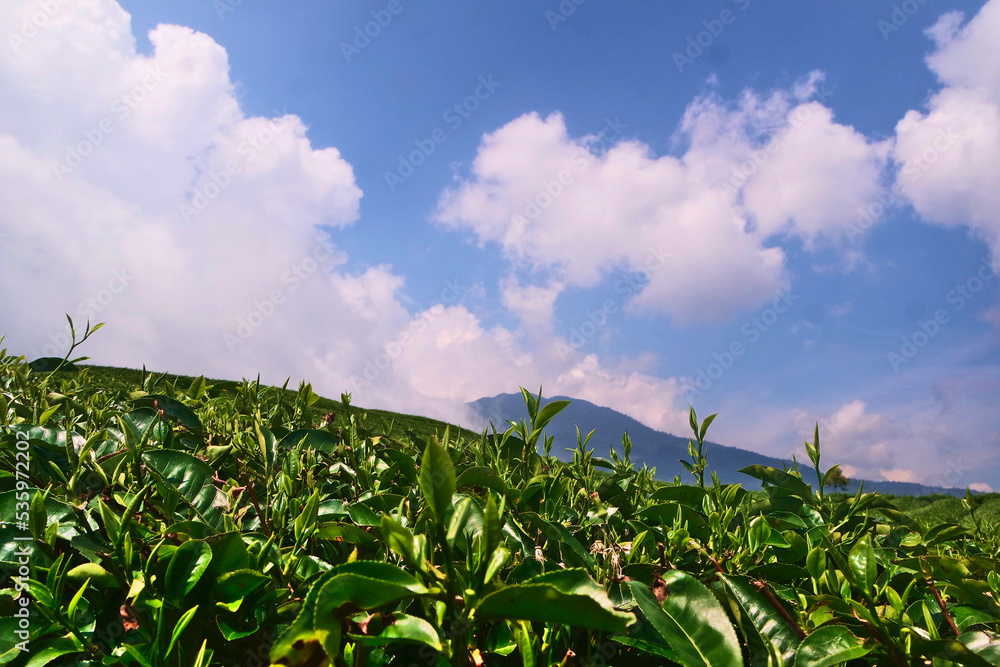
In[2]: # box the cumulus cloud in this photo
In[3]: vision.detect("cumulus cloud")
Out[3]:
[893,0,1000,269]
[435,75,887,326]
[794,400,900,471]
[0,2,376,392]
[500,276,564,333]
[0,0,709,434]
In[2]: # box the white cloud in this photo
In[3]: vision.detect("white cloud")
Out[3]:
[500,276,564,333]
[436,75,887,326]
[879,468,919,484]
[893,0,1000,270]
[0,0,703,436]
[795,400,900,470]
[969,482,994,493]
[741,103,890,245]
[0,1,377,396]
[981,305,1000,333]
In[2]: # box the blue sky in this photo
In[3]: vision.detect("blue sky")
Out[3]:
[1,0,998,489]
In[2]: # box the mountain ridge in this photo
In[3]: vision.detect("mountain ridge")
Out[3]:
[469,392,975,497]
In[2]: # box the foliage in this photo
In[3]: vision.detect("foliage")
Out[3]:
[1,322,999,666]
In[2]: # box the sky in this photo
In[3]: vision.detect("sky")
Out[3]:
[1,0,999,491]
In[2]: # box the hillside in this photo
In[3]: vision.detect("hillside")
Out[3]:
[470,392,977,497]
[75,363,483,445]
[4,354,999,666]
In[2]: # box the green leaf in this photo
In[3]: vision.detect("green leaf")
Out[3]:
[23,637,84,667]
[294,490,321,543]
[805,546,826,580]
[698,413,717,442]
[214,569,270,604]
[611,634,683,661]
[484,546,510,583]
[379,515,417,565]
[28,357,79,373]
[748,516,771,553]
[719,574,801,666]
[627,573,741,667]
[66,578,89,621]
[122,644,154,667]
[794,625,871,667]
[255,420,274,473]
[805,424,820,468]
[650,485,709,508]
[66,563,116,587]
[532,399,571,435]
[142,449,224,526]
[739,465,813,498]
[477,568,633,633]
[166,605,199,657]
[419,436,455,525]
[348,613,442,652]
[192,640,211,667]
[345,501,380,527]
[137,395,204,434]
[455,466,507,495]
[313,561,429,613]
[959,631,1000,666]
[269,570,328,667]
[519,387,539,422]
[203,532,250,581]
[96,497,121,545]
[446,496,475,549]
[912,638,998,667]
[523,513,595,572]
[849,534,876,594]
[276,429,339,455]
[187,375,206,400]
[28,490,46,541]
[483,493,503,562]
[952,607,1000,632]
[216,612,259,641]
[165,539,212,604]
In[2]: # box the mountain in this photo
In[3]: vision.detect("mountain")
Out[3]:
[468,392,974,497]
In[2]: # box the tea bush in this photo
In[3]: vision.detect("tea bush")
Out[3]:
[1,321,998,666]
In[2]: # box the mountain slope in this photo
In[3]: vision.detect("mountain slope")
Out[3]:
[469,392,973,497]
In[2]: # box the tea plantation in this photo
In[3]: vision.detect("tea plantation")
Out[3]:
[1,330,999,666]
